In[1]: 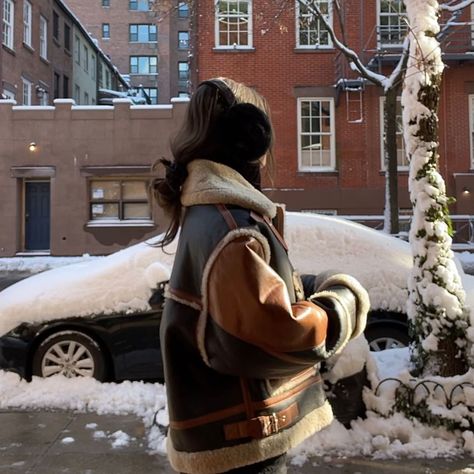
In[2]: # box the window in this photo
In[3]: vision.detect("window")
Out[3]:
[178,2,189,18]
[130,56,158,74]
[74,84,80,103]
[2,0,14,49]
[296,0,331,48]
[141,87,158,104]
[54,73,60,99]
[380,97,407,169]
[74,35,80,64]
[91,55,96,80]
[63,75,69,97]
[64,24,71,51]
[40,16,48,59]
[297,98,335,171]
[84,92,89,105]
[102,0,110,6]
[39,90,49,106]
[89,180,151,222]
[22,79,33,106]
[178,91,190,98]
[2,89,15,100]
[129,24,157,42]
[378,0,407,47]
[53,11,59,40]
[83,45,89,72]
[216,0,252,48]
[178,31,189,48]
[102,23,110,39]
[23,1,32,47]
[470,96,474,168]
[105,69,111,87]
[178,61,189,82]
[129,0,151,11]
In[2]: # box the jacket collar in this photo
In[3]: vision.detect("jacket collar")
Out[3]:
[181,159,277,219]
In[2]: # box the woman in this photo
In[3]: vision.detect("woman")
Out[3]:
[154,78,369,474]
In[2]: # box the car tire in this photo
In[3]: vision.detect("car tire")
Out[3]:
[32,331,106,381]
[365,325,410,351]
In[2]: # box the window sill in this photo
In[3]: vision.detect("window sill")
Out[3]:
[53,37,61,48]
[23,42,34,53]
[86,219,155,228]
[2,44,15,55]
[378,169,409,175]
[297,170,339,176]
[212,46,255,53]
[294,47,334,53]
[40,56,50,65]
[16,251,51,256]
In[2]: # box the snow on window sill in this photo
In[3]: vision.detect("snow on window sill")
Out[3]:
[86,219,155,228]
[213,46,255,52]
[16,251,51,256]
[294,46,334,52]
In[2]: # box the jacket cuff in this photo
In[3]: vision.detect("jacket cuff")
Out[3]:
[312,274,370,340]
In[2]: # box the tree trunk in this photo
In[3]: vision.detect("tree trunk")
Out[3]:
[384,87,400,235]
[402,0,470,377]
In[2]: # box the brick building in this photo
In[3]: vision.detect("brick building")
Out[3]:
[65,0,191,104]
[1,0,127,105]
[192,0,474,219]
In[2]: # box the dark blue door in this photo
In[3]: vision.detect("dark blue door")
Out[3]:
[25,182,51,251]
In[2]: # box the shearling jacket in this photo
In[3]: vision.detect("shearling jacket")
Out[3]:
[161,159,370,474]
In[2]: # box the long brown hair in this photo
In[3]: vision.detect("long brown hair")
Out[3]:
[152,78,274,247]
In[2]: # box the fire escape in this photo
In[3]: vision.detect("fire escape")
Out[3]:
[334,2,474,123]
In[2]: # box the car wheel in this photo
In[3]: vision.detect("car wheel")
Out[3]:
[365,325,410,351]
[32,331,106,381]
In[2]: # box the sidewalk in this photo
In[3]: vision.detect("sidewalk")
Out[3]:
[0,411,473,474]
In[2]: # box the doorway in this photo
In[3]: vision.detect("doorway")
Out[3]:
[24,181,51,251]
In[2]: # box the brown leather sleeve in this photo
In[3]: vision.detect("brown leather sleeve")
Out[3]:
[207,235,328,355]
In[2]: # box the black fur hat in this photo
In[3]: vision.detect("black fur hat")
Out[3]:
[218,102,272,163]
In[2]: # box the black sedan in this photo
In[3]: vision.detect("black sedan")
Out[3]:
[0,283,166,382]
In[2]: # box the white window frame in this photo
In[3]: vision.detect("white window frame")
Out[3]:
[88,178,152,225]
[129,56,158,74]
[22,78,33,106]
[295,0,332,49]
[377,0,407,48]
[2,0,14,49]
[39,16,48,59]
[215,0,253,49]
[379,96,408,171]
[23,1,32,47]
[297,97,336,172]
[39,90,49,106]
[470,95,474,169]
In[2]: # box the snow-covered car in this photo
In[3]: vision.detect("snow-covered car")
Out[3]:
[1,211,473,381]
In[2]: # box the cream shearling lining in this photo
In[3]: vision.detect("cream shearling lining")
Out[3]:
[168,401,334,474]
[313,273,370,339]
[181,159,277,219]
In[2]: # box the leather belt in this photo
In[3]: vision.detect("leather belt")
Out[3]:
[223,402,299,441]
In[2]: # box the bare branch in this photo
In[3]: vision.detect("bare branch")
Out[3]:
[440,0,474,12]
[386,36,410,91]
[300,0,389,87]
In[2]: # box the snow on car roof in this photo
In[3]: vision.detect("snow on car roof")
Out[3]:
[1,211,473,336]
[0,237,175,336]
[285,212,413,314]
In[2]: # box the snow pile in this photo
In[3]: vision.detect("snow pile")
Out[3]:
[1,346,472,460]
[0,255,99,273]
[0,236,176,336]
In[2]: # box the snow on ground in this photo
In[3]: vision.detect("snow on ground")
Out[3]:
[0,348,471,460]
